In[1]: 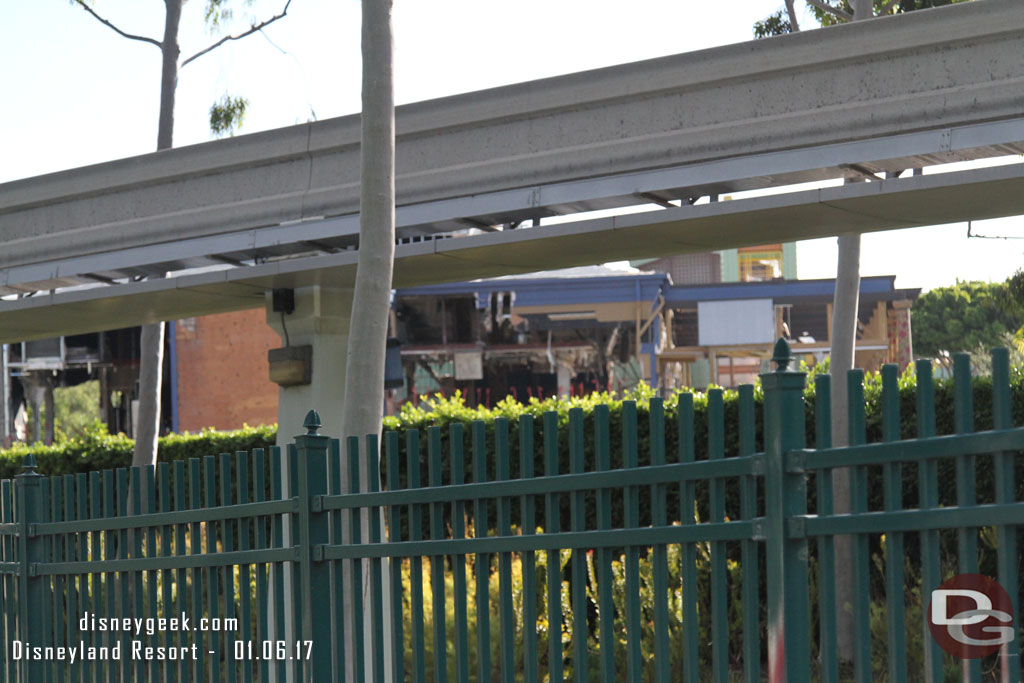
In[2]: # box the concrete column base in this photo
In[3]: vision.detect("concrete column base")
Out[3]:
[267,286,353,445]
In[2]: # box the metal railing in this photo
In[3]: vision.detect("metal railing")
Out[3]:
[0,340,1022,682]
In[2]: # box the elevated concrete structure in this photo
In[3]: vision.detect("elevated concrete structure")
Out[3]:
[2,160,1023,342]
[1,0,1024,343]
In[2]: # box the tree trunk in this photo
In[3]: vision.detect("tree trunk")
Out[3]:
[851,0,873,20]
[830,0,871,661]
[830,231,861,659]
[132,0,180,468]
[341,2,395,679]
[783,0,801,30]
[157,0,180,151]
[44,378,55,445]
[341,0,395,452]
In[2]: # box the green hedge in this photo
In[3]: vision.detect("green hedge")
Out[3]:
[382,366,1024,506]
[0,422,277,481]
[6,363,1024,513]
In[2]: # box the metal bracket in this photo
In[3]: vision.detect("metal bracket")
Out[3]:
[785,451,806,474]
[27,523,38,537]
[751,518,767,541]
[312,545,325,562]
[310,496,324,513]
[749,455,765,477]
[787,517,807,538]
[28,563,38,577]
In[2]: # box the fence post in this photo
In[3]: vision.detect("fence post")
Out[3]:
[294,410,332,681]
[15,453,46,683]
[762,339,811,682]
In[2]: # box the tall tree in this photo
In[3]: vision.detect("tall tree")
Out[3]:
[338,1,395,678]
[912,280,1023,361]
[70,0,291,467]
[340,0,395,465]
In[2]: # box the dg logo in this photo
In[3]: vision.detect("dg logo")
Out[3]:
[928,573,1016,659]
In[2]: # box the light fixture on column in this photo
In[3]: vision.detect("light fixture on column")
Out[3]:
[268,288,312,387]
[384,338,403,389]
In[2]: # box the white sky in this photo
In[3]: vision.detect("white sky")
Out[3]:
[2,0,1022,292]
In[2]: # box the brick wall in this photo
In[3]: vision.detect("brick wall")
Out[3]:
[175,309,279,431]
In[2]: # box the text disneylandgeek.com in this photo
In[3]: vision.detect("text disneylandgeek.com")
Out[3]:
[9,612,313,663]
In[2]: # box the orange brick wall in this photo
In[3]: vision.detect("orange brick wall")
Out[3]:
[174,310,280,432]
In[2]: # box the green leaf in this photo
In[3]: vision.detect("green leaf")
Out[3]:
[209,94,249,138]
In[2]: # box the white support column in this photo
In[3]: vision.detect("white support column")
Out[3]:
[267,286,354,443]
[266,285,352,682]
[265,284,395,681]
[1,345,9,445]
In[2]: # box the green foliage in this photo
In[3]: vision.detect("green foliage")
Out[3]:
[204,0,256,32]
[209,94,249,138]
[755,0,975,36]
[0,422,276,480]
[911,281,1023,360]
[399,526,740,680]
[1007,268,1024,313]
[753,9,793,38]
[382,363,1024,548]
[798,355,830,377]
[889,0,974,11]
[810,0,973,26]
[53,380,101,441]
[399,524,572,680]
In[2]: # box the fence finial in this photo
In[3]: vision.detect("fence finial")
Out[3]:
[772,338,794,372]
[19,452,39,476]
[303,409,322,435]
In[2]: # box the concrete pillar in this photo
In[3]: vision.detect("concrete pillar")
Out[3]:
[782,242,798,280]
[717,248,740,282]
[887,300,913,371]
[266,286,353,446]
[265,285,352,682]
[1,344,9,445]
[557,364,571,398]
[19,373,46,444]
[44,379,55,445]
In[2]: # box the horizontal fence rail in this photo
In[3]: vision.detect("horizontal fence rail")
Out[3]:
[0,340,1022,682]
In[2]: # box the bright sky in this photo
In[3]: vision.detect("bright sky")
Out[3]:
[2,0,1022,292]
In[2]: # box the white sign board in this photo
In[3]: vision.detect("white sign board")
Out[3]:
[697,299,775,346]
[454,352,484,380]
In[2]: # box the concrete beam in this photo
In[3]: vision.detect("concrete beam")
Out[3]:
[1,160,1022,342]
[2,0,1022,272]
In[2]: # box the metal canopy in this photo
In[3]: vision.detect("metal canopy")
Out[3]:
[2,160,1023,342]
[4,117,1024,300]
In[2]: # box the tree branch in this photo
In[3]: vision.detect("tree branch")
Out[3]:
[878,0,900,14]
[805,0,853,21]
[72,0,162,48]
[182,0,292,68]
[784,0,801,31]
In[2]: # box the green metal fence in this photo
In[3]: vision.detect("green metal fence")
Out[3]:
[0,339,1022,682]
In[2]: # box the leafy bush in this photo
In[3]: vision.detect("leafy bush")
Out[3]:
[398,522,741,680]
[381,366,1024,537]
[0,421,276,480]
[54,380,101,441]
[10,361,1024,528]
